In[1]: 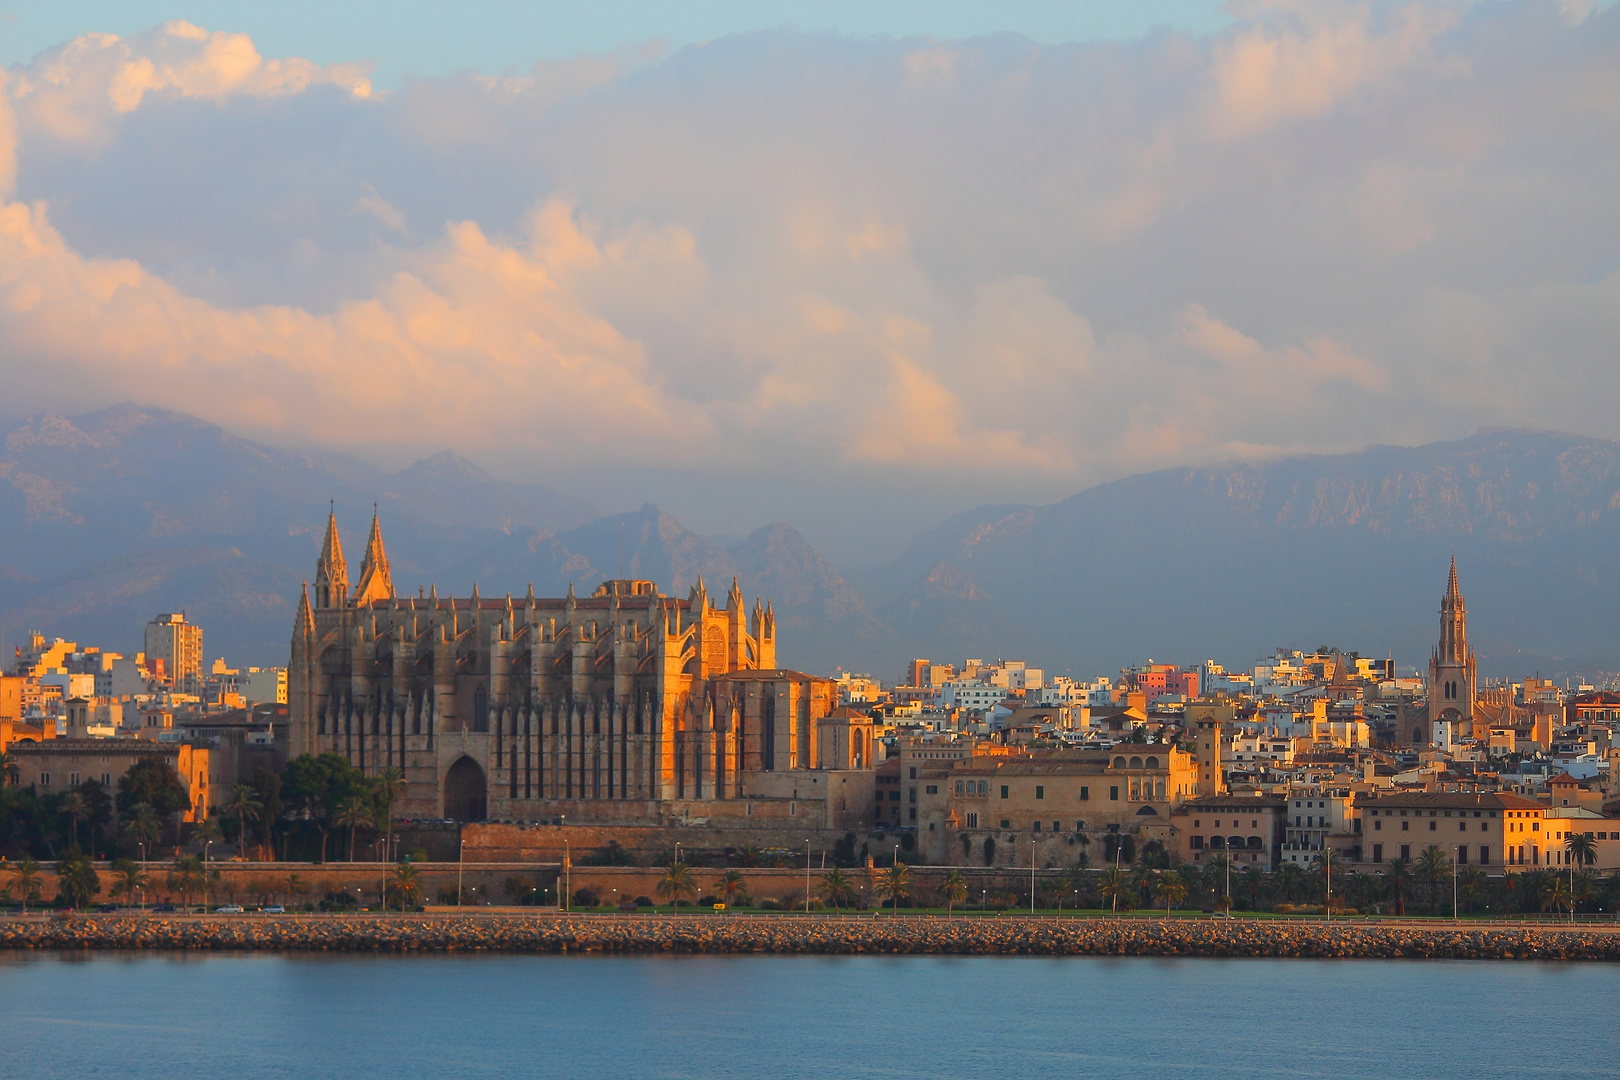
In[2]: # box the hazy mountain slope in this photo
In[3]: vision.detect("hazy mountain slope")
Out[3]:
[0,404,598,664]
[867,430,1620,676]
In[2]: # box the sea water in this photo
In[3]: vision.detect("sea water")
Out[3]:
[0,951,1611,1079]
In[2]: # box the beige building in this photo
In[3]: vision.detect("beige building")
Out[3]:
[914,745,1197,865]
[289,511,872,828]
[10,739,210,822]
[145,613,204,691]
[1357,791,1543,869]
[1170,794,1286,869]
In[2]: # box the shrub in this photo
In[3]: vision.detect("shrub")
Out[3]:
[572,888,600,908]
[633,895,654,907]
[696,895,718,907]
[757,898,782,911]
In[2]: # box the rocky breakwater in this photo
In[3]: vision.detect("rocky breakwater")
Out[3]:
[2,915,1618,961]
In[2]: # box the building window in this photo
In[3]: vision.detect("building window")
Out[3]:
[966,813,978,828]
[1000,819,1010,829]
[954,780,963,795]
[1429,821,1436,831]
[1400,844,1410,860]
[926,785,937,795]
[1033,821,1041,832]
[1480,846,1490,865]
[909,788,916,803]
[1458,822,1466,832]
[1192,836,1204,850]
[1000,785,1009,799]
[1080,786,1089,801]
[1035,785,1044,800]
[70,772,80,786]
[40,773,51,787]
[1402,821,1409,831]
[1110,786,1119,801]
[1374,820,1382,831]
[1372,844,1382,863]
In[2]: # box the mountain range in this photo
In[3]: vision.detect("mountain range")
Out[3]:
[4,405,1620,681]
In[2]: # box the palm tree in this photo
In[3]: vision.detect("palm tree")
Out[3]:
[1238,866,1266,910]
[301,793,331,863]
[1203,854,1232,910]
[375,768,405,860]
[1154,871,1188,915]
[60,792,90,852]
[56,855,100,910]
[166,855,207,908]
[655,862,698,907]
[1386,856,1413,916]
[109,858,148,905]
[1566,831,1597,869]
[7,857,42,914]
[222,783,262,858]
[938,869,968,915]
[120,803,162,856]
[1416,846,1453,914]
[874,861,912,913]
[1457,866,1485,915]
[736,845,762,868]
[389,863,421,910]
[1275,862,1306,904]
[718,869,750,909]
[819,867,857,913]
[1541,876,1573,916]
[1311,847,1344,907]
[1099,866,1131,913]
[333,796,373,862]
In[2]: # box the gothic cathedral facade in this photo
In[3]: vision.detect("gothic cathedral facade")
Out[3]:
[288,512,873,826]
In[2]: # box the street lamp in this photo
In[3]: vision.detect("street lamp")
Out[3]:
[564,838,571,913]
[1030,837,1036,917]
[458,839,465,910]
[804,839,812,914]
[204,838,213,913]
[893,844,900,916]
[375,839,386,912]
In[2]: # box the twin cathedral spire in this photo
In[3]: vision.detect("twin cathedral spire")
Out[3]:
[312,506,394,610]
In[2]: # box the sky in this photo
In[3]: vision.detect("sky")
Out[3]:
[1,1,1618,565]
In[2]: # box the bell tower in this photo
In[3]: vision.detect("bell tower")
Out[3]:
[1426,557,1477,738]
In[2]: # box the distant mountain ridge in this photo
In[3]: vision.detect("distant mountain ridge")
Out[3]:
[3,407,1619,678]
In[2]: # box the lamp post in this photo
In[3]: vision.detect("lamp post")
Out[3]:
[1325,846,1331,924]
[804,839,812,915]
[564,838,570,913]
[1454,845,1461,924]
[204,839,212,913]
[138,842,147,913]
[1030,837,1036,916]
[458,839,465,910]
[893,843,900,916]
[375,839,386,912]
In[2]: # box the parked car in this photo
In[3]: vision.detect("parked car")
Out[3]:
[260,905,285,914]
[215,905,245,914]
[151,904,176,912]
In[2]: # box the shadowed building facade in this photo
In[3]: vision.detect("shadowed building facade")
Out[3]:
[288,512,871,826]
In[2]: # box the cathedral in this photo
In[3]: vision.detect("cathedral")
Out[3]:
[288,511,873,826]
[1424,556,1477,742]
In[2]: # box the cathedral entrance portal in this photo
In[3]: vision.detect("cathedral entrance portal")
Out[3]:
[444,756,488,822]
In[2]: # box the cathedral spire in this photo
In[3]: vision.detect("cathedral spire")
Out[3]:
[294,581,316,644]
[350,507,394,606]
[1446,555,1460,604]
[314,504,348,609]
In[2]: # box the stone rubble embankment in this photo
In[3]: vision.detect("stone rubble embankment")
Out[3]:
[2,915,1618,960]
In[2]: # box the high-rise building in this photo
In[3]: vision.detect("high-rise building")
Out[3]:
[145,613,203,691]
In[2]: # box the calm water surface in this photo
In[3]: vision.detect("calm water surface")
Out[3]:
[0,951,1612,1079]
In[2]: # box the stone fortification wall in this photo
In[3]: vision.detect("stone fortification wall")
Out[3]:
[459,822,902,865]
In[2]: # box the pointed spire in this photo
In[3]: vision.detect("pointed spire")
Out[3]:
[350,506,394,606]
[526,582,535,604]
[294,581,316,643]
[1446,555,1461,602]
[471,581,481,605]
[314,504,348,609]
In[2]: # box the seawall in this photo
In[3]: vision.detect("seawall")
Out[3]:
[3,914,1618,960]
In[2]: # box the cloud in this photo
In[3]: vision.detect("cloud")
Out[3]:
[1208,2,1460,138]
[1,3,1618,529]
[7,21,371,149]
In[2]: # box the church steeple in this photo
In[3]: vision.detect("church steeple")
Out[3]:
[350,507,394,606]
[315,506,348,609]
[294,580,316,645]
[1426,556,1477,739]
[1437,555,1467,664]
